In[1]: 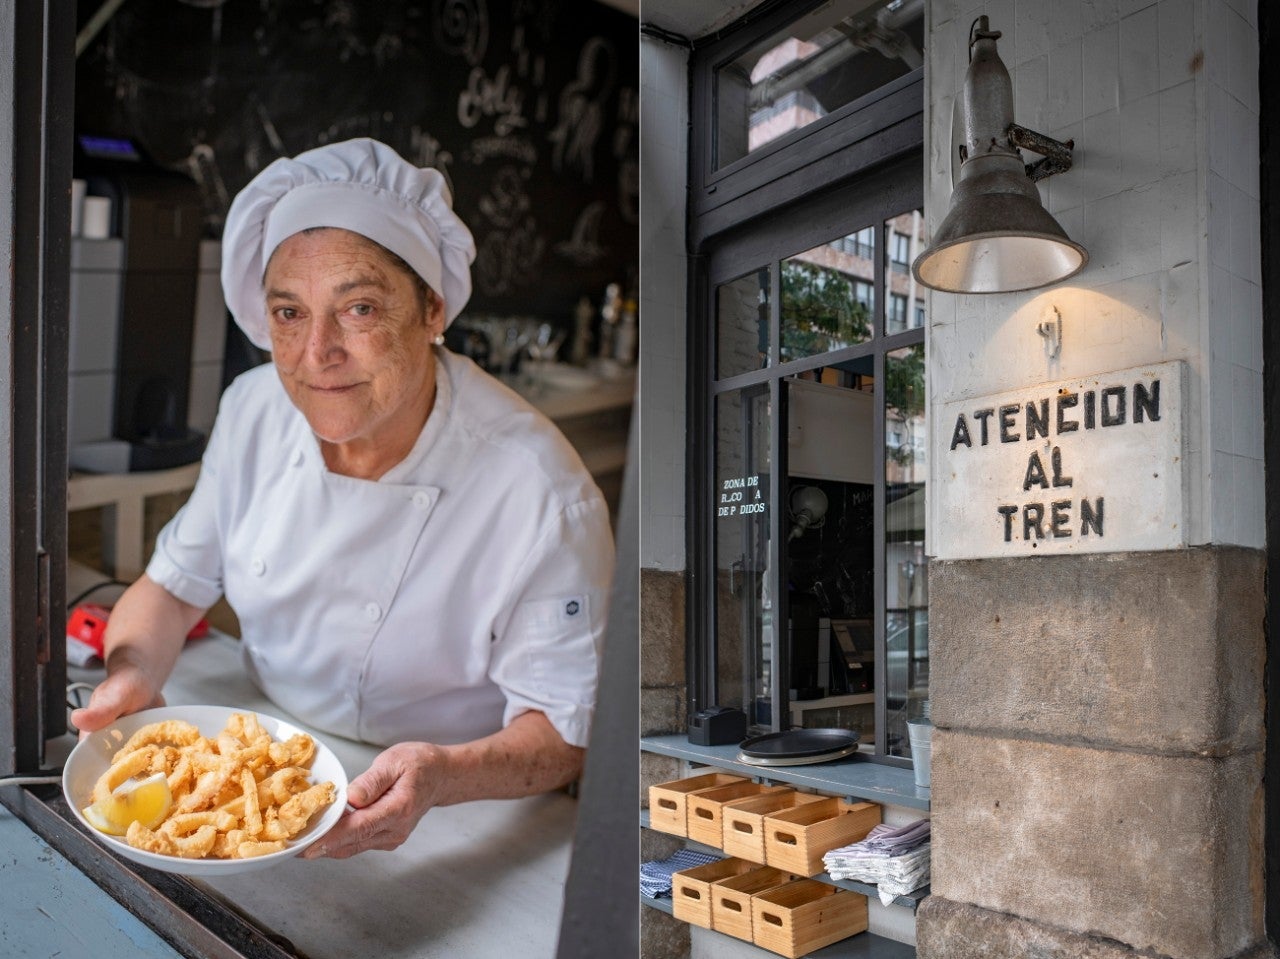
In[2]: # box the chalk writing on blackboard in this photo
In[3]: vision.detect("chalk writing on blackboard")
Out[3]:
[475,220,545,296]
[548,36,614,182]
[556,202,608,266]
[458,64,528,136]
[75,0,637,320]
[434,0,490,66]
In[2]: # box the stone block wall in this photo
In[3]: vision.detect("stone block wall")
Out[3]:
[920,2,1266,956]
[640,569,688,736]
[923,549,1266,958]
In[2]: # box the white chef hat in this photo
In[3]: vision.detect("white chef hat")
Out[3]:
[221,137,477,350]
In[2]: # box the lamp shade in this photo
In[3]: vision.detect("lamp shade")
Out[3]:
[912,18,1087,293]
[912,155,1087,293]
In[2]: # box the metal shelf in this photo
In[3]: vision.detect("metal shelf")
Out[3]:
[640,811,928,911]
[641,734,931,811]
[640,895,917,957]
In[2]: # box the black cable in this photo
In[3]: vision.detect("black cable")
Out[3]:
[67,681,96,710]
[68,578,129,608]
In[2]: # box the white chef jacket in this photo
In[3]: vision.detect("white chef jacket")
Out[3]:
[146,349,614,749]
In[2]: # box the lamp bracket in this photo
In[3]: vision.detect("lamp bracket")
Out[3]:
[1008,124,1075,182]
[1037,305,1063,360]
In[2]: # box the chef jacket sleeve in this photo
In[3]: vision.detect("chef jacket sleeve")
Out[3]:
[488,495,615,749]
[143,392,232,611]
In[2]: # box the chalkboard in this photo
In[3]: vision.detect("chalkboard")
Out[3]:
[74,0,639,322]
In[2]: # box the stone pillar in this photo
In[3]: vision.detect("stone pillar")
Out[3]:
[922,550,1265,958]
[640,571,691,958]
[919,1,1266,957]
[641,569,689,736]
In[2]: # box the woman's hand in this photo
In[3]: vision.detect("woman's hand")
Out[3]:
[302,712,581,860]
[69,574,205,737]
[303,742,448,859]
[69,654,166,735]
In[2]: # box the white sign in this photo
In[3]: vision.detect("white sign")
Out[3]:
[935,361,1186,559]
[717,474,766,518]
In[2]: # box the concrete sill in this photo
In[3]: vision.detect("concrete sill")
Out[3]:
[641,734,931,811]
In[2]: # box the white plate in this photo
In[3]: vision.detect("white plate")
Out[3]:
[63,705,348,876]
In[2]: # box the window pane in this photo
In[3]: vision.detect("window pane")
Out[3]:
[781,232,874,362]
[784,364,876,745]
[714,387,773,723]
[885,344,927,756]
[714,0,924,169]
[885,209,926,334]
[717,269,770,378]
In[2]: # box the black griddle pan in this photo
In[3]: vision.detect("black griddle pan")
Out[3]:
[736,728,860,766]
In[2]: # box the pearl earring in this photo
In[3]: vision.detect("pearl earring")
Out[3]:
[433,333,445,346]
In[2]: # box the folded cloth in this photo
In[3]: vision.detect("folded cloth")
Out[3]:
[860,819,931,855]
[823,819,932,905]
[640,849,722,899]
[825,843,931,903]
[822,820,930,860]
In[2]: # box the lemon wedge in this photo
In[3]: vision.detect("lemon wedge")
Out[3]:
[82,772,172,836]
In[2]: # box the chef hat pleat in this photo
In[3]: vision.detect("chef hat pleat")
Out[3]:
[221,138,477,350]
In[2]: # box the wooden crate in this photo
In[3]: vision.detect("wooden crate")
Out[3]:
[721,789,825,863]
[686,781,787,847]
[763,798,881,876]
[670,857,757,928]
[751,879,868,958]
[709,865,793,942]
[648,772,746,837]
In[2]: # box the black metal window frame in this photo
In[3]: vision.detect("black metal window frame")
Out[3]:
[1,5,295,957]
[687,0,924,251]
[684,0,925,766]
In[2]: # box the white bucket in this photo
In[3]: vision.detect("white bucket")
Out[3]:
[907,719,932,788]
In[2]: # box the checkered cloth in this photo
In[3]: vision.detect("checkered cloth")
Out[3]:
[640,848,722,899]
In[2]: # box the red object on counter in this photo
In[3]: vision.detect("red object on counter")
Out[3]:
[67,602,208,664]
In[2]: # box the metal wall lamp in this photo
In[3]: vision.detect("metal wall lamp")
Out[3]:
[912,16,1088,294]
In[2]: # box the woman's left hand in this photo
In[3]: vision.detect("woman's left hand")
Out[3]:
[302,741,447,859]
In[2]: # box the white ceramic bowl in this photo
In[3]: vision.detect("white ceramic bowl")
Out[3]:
[63,705,348,876]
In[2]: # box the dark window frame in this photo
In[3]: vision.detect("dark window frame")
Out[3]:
[685,0,925,765]
[687,0,923,250]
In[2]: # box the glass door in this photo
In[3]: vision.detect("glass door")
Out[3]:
[701,191,928,764]
[713,383,773,724]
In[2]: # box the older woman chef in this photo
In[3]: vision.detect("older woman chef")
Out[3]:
[70,138,616,858]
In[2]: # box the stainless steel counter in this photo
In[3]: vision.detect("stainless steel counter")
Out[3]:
[67,631,577,959]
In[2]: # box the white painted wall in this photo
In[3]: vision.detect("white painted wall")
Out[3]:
[924,0,1262,553]
[640,34,691,571]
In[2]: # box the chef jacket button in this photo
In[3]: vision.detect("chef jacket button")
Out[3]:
[364,602,382,622]
[291,448,304,467]
[412,490,431,509]
[249,557,266,576]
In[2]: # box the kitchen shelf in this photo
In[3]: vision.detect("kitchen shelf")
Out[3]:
[641,735,930,812]
[640,895,917,957]
[641,811,928,911]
